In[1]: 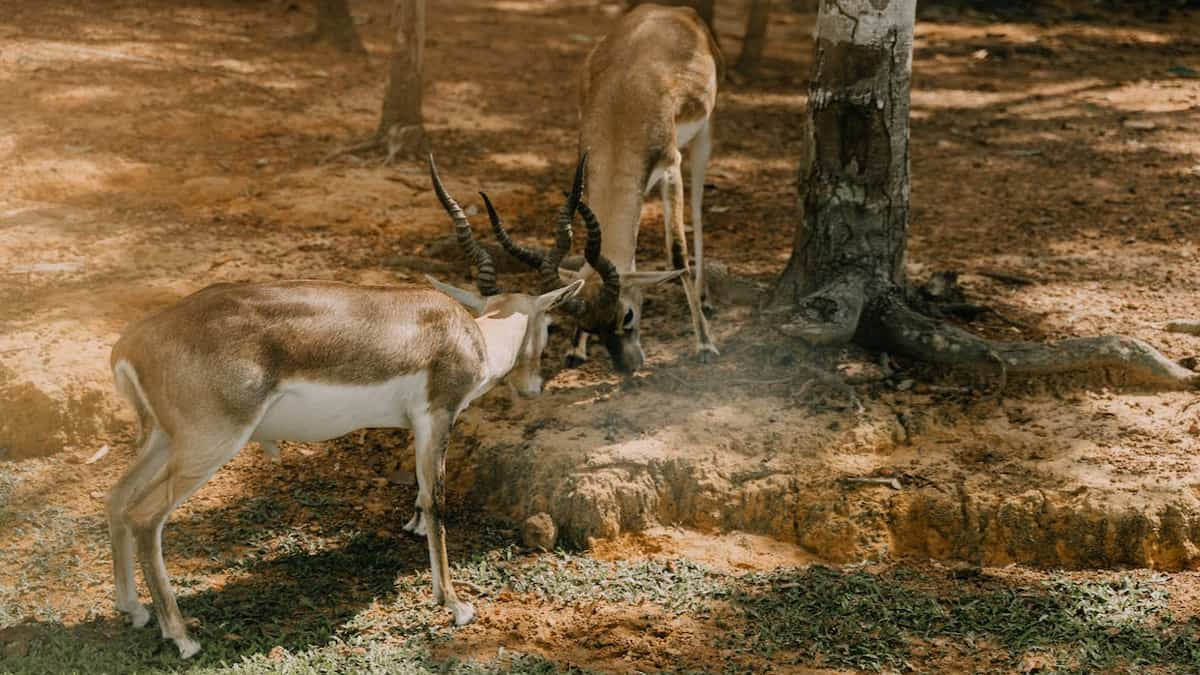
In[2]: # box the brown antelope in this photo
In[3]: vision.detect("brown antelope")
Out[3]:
[538,4,723,373]
[103,157,607,658]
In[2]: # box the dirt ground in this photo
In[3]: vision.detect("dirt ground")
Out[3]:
[2,0,1200,671]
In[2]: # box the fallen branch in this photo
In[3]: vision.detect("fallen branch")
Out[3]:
[839,476,902,490]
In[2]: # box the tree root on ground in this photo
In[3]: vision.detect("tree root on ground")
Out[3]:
[775,272,866,346]
[778,283,1200,391]
[1165,320,1200,336]
[321,123,428,166]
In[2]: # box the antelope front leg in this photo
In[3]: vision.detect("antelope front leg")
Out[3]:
[661,150,718,362]
[412,410,474,626]
[565,326,590,368]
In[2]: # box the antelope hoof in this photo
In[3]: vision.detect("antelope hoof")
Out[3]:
[402,512,428,537]
[450,601,476,627]
[564,353,588,368]
[174,636,202,659]
[126,605,151,628]
[696,344,720,363]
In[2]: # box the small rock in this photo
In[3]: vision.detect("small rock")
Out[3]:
[896,379,915,392]
[255,158,270,168]
[521,512,556,551]
[85,444,109,464]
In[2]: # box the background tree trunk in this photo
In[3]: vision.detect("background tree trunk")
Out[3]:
[313,0,366,54]
[376,0,427,160]
[770,0,1199,390]
[734,0,770,75]
[323,0,426,164]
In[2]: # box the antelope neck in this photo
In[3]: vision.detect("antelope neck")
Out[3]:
[474,310,530,386]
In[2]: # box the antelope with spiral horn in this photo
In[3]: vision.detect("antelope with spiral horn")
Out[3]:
[103,156,601,658]
[535,4,724,373]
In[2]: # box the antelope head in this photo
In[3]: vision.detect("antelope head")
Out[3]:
[426,156,585,397]
[485,154,682,374]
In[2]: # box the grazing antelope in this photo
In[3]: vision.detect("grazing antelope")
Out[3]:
[104,156,598,658]
[556,4,724,373]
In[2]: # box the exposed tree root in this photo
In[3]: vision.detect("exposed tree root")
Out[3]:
[1165,320,1200,336]
[775,272,866,345]
[321,123,428,166]
[861,293,1200,390]
[775,280,1200,390]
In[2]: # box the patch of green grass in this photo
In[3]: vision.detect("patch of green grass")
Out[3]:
[0,624,583,675]
[0,470,19,529]
[455,547,728,613]
[730,566,1200,673]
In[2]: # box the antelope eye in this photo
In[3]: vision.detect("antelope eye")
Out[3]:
[623,309,635,328]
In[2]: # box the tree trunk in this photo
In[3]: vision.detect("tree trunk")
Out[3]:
[772,0,913,342]
[313,0,366,54]
[323,0,426,164]
[770,0,1199,390]
[376,0,427,160]
[734,0,770,75]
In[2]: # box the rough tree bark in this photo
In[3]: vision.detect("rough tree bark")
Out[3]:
[324,0,427,165]
[734,0,770,75]
[770,0,1199,390]
[307,0,367,54]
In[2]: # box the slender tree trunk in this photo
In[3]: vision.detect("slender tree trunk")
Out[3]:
[323,0,426,164]
[734,0,770,75]
[770,0,1198,390]
[376,0,427,160]
[313,0,366,54]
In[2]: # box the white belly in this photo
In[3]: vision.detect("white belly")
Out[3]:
[251,373,428,442]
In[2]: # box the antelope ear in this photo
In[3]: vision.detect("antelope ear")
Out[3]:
[537,279,586,312]
[623,269,685,288]
[426,275,487,314]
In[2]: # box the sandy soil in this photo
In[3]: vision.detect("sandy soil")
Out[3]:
[1,0,1200,670]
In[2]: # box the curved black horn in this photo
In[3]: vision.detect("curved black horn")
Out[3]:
[429,154,499,296]
[576,199,621,319]
[480,192,545,271]
[539,152,588,296]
